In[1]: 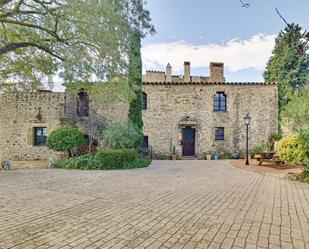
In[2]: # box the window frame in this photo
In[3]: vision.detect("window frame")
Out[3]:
[142,92,147,110]
[76,91,89,117]
[213,92,227,112]
[215,127,225,141]
[142,136,149,149]
[34,127,47,146]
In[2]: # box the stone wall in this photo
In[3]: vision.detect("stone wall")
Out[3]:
[0,92,66,161]
[142,83,278,158]
[0,91,129,161]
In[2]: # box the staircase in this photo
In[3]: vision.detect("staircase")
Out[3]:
[59,104,109,141]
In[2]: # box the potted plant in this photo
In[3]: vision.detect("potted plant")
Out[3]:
[214,152,219,160]
[206,151,212,160]
[171,145,177,160]
[232,151,239,159]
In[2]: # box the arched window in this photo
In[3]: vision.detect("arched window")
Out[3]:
[142,92,147,110]
[214,92,226,111]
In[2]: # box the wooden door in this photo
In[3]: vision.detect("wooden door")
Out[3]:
[182,127,195,156]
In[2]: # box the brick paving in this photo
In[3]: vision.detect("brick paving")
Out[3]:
[0,160,309,249]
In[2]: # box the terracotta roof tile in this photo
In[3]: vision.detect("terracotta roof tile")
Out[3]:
[143,82,277,85]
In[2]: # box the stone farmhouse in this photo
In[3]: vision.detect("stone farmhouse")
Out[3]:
[0,62,278,161]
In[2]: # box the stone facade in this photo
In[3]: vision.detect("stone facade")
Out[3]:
[0,92,65,161]
[0,91,129,161]
[142,62,278,158]
[0,61,278,161]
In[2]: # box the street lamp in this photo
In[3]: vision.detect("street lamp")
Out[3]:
[243,113,251,165]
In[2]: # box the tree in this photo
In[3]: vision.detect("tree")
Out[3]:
[47,127,86,156]
[127,0,154,141]
[282,86,309,134]
[101,121,142,149]
[128,32,143,137]
[0,0,153,90]
[263,24,309,132]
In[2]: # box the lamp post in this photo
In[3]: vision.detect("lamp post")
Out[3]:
[243,113,251,166]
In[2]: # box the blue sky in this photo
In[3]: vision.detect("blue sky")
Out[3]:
[141,0,309,82]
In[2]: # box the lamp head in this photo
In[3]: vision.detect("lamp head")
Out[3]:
[244,113,251,126]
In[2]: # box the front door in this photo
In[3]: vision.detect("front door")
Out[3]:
[182,127,195,156]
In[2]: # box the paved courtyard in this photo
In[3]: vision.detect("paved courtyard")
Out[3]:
[0,161,309,249]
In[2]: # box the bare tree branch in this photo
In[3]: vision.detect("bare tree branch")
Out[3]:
[240,0,249,8]
[275,8,290,26]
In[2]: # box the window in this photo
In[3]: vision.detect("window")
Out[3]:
[76,91,89,117]
[142,92,147,110]
[214,92,226,111]
[34,127,47,146]
[215,127,224,141]
[142,136,149,149]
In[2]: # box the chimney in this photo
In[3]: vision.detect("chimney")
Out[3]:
[166,63,172,82]
[47,74,54,91]
[209,62,225,82]
[184,61,191,82]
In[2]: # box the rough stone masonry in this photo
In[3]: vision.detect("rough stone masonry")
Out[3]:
[0,61,278,161]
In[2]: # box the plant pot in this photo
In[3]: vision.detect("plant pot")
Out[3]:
[172,155,177,160]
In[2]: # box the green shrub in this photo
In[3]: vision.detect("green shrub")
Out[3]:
[94,148,140,169]
[277,134,307,165]
[102,121,142,149]
[53,154,95,170]
[250,145,267,155]
[297,170,309,183]
[47,127,86,154]
[299,133,309,168]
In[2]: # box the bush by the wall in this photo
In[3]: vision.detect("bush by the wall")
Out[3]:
[53,154,95,170]
[94,148,141,169]
[250,145,267,156]
[101,121,142,149]
[47,127,86,154]
[277,134,307,165]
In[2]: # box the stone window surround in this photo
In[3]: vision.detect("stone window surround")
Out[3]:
[214,92,227,112]
[215,127,225,141]
[33,127,47,147]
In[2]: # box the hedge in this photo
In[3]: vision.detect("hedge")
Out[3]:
[53,154,95,170]
[94,148,139,170]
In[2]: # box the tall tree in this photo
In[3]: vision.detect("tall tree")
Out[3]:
[264,24,309,132]
[127,0,154,144]
[0,0,153,90]
[128,32,143,135]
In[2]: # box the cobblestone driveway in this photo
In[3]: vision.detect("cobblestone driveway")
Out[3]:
[0,160,309,249]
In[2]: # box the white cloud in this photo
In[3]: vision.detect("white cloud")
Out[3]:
[142,34,276,73]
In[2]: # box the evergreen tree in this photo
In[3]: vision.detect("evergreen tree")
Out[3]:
[264,24,309,132]
[127,0,155,146]
[128,32,143,140]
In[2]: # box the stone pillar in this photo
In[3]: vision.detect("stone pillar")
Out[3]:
[166,63,172,82]
[47,74,54,91]
[184,61,191,82]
